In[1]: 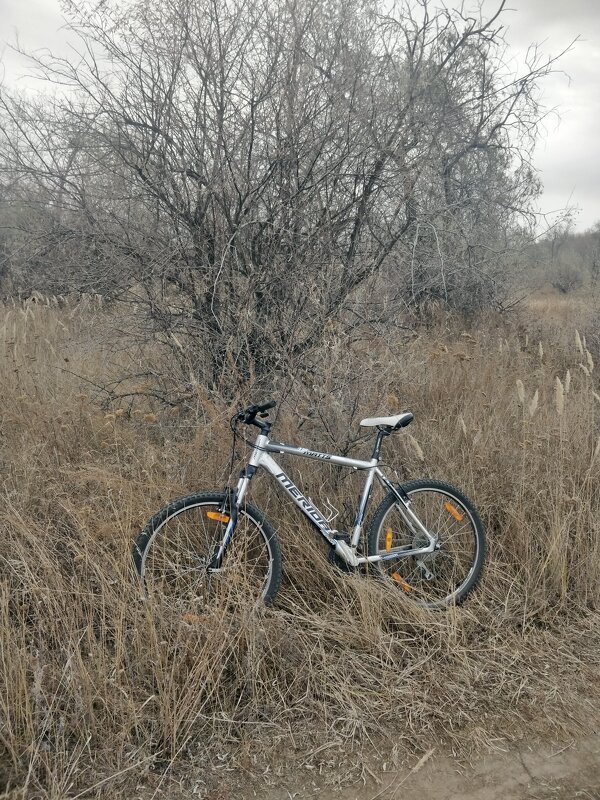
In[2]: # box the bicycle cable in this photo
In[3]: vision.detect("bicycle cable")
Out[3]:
[227,413,240,482]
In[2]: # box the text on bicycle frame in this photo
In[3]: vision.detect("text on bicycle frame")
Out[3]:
[275,472,331,530]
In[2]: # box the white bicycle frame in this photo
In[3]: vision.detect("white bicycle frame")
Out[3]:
[214,430,439,569]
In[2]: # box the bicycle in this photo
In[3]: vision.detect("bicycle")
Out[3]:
[133,400,486,611]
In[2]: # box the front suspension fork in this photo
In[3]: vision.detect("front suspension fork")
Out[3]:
[208,465,257,571]
[207,489,238,572]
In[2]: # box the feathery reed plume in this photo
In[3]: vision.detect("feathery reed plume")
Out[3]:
[528,389,539,418]
[516,379,525,405]
[564,369,571,395]
[458,414,468,437]
[575,329,584,355]
[538,342,544,362]
[407,434,424,461]
[579,364,591,377]
[586,350,594,373]
[593,392,600,403]
[554,376,565,416]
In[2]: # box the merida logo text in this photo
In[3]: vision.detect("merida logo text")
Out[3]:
[275,473,330,527]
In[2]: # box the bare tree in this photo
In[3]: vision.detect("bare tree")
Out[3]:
[0,0,566,392]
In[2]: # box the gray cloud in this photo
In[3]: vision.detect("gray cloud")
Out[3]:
[1,0,72,88]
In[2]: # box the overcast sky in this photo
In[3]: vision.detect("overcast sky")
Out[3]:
[1,0,599,231]
[469,0,600,231]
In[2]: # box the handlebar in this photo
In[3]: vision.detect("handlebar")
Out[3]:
[236,400,277,427]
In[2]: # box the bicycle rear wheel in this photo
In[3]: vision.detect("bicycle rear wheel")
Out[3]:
[367,479,485,608]
[133,491,282,613]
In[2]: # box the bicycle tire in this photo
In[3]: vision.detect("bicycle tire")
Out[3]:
[133,491,282,610]
[367,479,486,608]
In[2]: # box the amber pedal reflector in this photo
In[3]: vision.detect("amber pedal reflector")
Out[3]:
[391,572,411,593]
[444,501,463,521]
[385,528,393,551]
[206,511,230,523]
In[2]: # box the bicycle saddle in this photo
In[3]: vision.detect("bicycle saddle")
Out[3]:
[359,412,414,429]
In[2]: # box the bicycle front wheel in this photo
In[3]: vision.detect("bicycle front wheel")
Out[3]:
[133,491,282,613]
[367,479,486,608]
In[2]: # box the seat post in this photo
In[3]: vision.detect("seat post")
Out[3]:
[371,427,391,461]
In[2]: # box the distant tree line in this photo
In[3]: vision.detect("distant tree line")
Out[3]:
[535,220,600,294]
[0,0,564,389]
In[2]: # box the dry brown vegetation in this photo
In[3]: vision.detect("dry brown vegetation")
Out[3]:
[2,290,600,799]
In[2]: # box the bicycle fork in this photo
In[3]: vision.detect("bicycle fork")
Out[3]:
[207,465,256,572]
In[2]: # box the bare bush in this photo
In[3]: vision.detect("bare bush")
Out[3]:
[551,262,584,294]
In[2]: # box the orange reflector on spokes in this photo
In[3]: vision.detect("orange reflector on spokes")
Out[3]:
[391,572,411,593]
[385,528,393,551]
[206,511,230,523]
[444,501,463,521]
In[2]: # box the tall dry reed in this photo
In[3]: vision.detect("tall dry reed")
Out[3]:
[2,295,600,798]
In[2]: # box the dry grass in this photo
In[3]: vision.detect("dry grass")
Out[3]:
[2,291,600,798]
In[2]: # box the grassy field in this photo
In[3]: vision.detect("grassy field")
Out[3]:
[2,290,600,798]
